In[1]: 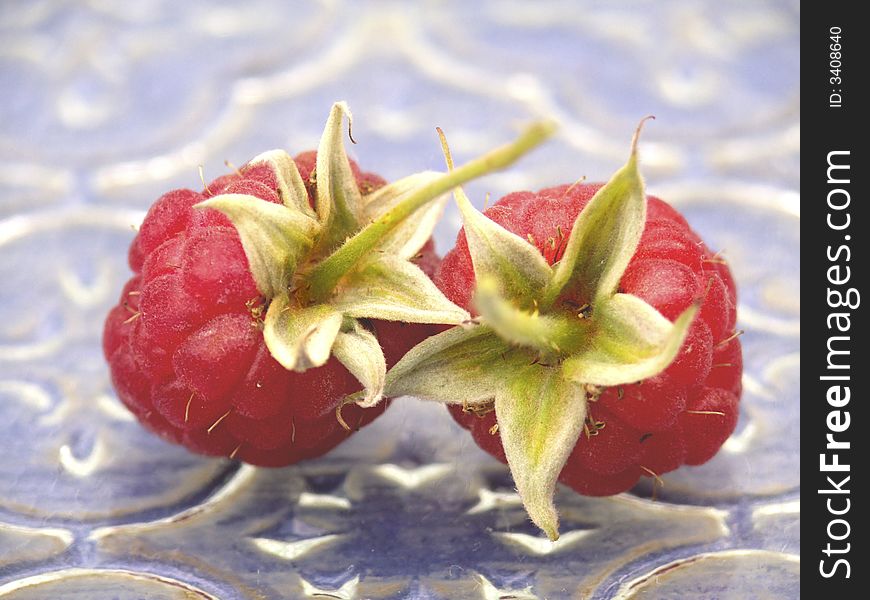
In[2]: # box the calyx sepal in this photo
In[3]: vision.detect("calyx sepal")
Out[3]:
[384,117,696,539]
[197,102,555,406]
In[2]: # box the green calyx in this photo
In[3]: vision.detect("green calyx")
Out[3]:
[383,118,698,540]
[195,102,555,409]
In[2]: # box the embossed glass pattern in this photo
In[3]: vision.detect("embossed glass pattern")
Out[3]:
[0,1,799,598]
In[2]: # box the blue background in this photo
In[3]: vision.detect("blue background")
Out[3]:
[0,1,799,598]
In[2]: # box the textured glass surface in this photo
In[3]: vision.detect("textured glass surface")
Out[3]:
[0,1,799,598]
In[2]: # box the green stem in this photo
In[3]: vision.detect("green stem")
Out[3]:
[305,121,557,302]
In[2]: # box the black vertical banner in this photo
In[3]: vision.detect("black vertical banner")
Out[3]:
[805,4,866,592]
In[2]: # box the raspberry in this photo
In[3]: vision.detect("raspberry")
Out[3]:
[439,183,742,495]
[105,153,430,465]
[372,122,739,539]
[599,375,686,433]
[105,107,553,467]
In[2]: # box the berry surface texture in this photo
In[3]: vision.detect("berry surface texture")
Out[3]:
[103,153,397,466]
[383,125,743,539]
[439,184,741,495]
[103,104,553,468]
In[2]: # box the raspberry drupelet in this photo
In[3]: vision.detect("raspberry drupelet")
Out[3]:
[438,183,741,495]
[104,106,556,469]
[104,155,433,466]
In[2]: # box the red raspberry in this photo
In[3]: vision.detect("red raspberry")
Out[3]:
[104,153,434,466]
[438,183,741,494]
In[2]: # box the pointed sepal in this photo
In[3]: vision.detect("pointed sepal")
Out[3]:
[473,276,586,357]
[383,325,524,406]
[542,119,650,308]
[247,149,315,216]
[306,120,556,302]
[561,295,698,386]
[361,171,447,259]
[315,102,364,251]
[495,368,586,540]
[332,320,386,408]
[199,107,556,418]
[455,181,552,304]
[332,255,469,325]
[263,295,342,371]
[195,194,318,298]
[387,117,707,539]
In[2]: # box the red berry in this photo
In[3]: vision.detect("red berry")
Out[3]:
[647,196,690,227]
[622,258,702,321]
[293,149,388,200]
[447,404,506,463]
[598,375,686,432]
[573,406,644,476]
[663,318,714,389]
[136,189,202,257]
[373,239,442,367]
[699,269,737,341]
[678,387,739,465]
[637,425,687,475]
[104,154,429,466]
[439,184,741,494]
[634,221,704,272]
[555,463,641,497]
[706,337,743,397]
